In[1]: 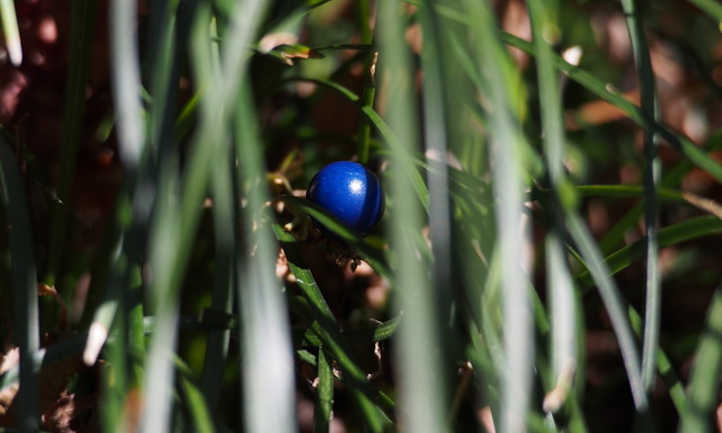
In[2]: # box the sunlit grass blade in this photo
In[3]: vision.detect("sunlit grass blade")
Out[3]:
[0,132,39,432]
[678,288,722,433]
[0,0,22,65]
[377,2,448,433]
[620,0,661,392]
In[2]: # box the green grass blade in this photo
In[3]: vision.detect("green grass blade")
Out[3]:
[687,0,722,23]
[281,196,390,278]
[0,0,21,65]
[619,0,661,392]
[572,185,682,201]
[0,133,39,432]
[628,308,687,415]
[526,0,578,413]
[146,0,180,163]
[577,216,722,287]
[378,1,449,433]
[47,0,97,287]
[361,106,430,210]
[180,377,217,433]
[100,314,130,433]
[280,77,431,210]
[678,288,722,433]
[200,15,234,416]
[356,0,375,164]
[597,139,720,253]
[313,349,333,433]
[543,234,577,413]
[567,213,647,410]
[500,32,722,184]
[273,225,391,428]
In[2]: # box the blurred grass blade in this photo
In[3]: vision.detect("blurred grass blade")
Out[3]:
[140,174,181,433]
[620,0,661,392]
[687,0,722,23]
[567,213,647,410]
[0,0,21,65]
[526,0,577,413]
[200,14,234,415]
[219,4,298,431]
[678,288,722,433]
[235,82,297,433]
[419,0,453,333]
[138,0,275,430]
[378,2,448,433]
[180,376,217,433]
[83,234,125,366]
[110,0,145,170]
[543,234,577,414]
[462,0,534,431]
[526,0,564,183]
[200,152,235,414]
[0,133,39,432]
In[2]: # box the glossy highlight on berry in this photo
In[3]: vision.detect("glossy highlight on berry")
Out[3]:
[306,161,385,234]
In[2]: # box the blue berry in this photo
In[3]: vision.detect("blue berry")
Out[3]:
[306,161,385,234]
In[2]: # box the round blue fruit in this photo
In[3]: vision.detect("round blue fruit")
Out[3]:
[307,161,385,234]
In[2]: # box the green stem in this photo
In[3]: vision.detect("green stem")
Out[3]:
[620,0,661,393]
